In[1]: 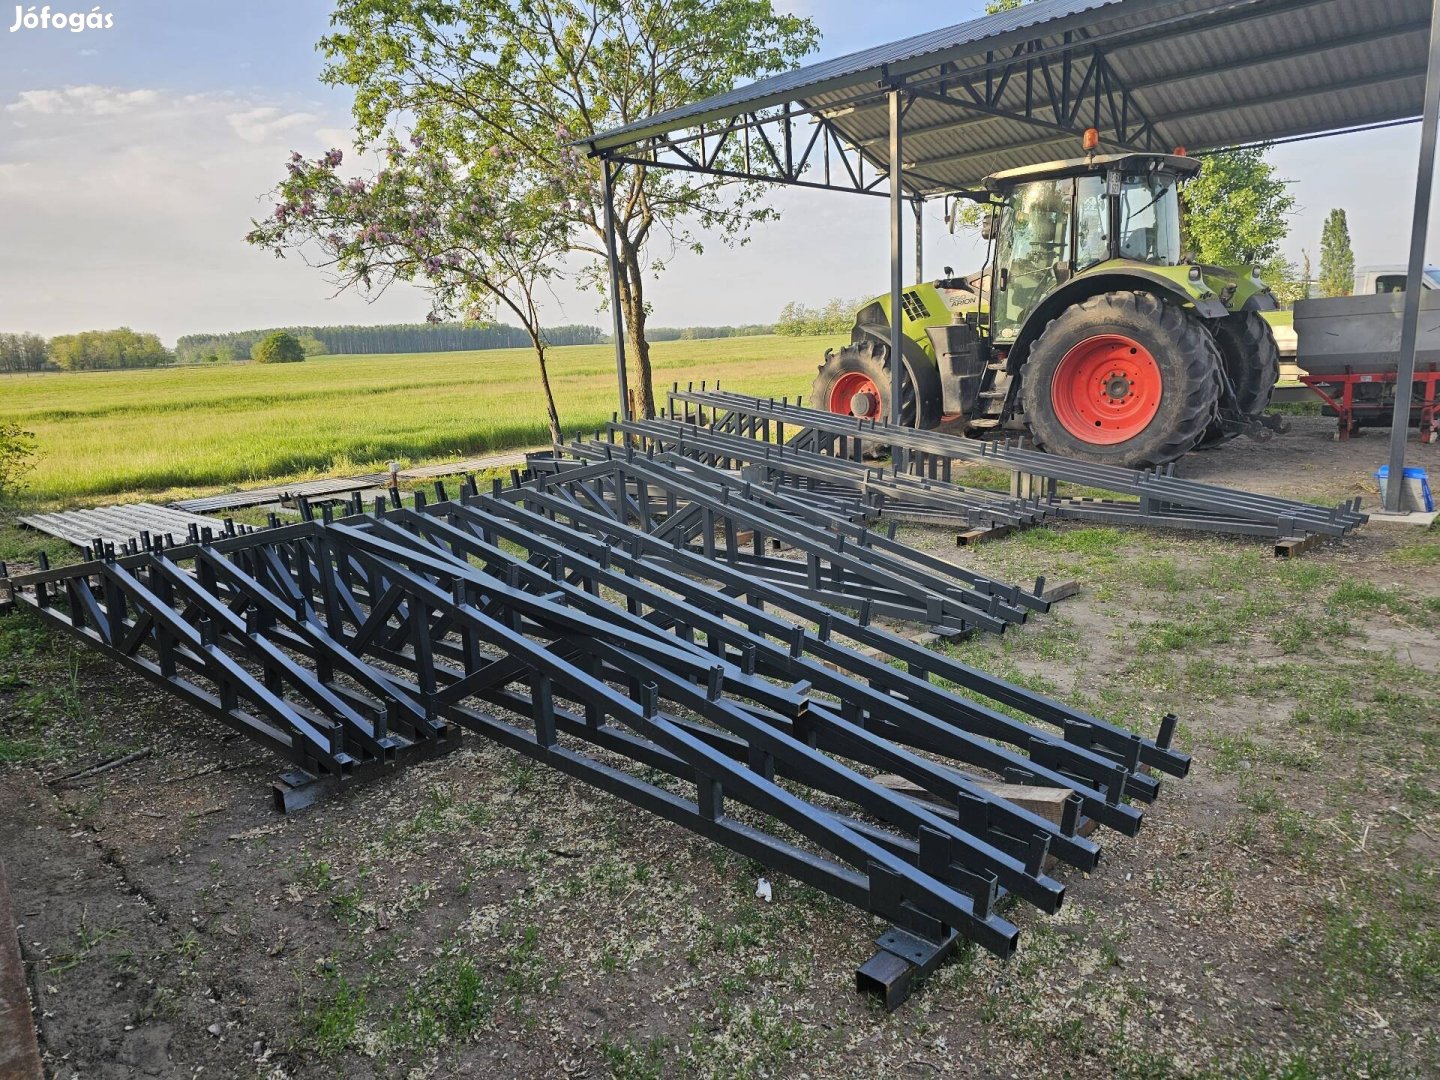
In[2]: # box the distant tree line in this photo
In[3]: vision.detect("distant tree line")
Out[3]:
[775,298,859,337]
[645,324,774,341]
[0,333,49,372]
[0,328,173,372]
[174,322,608,363]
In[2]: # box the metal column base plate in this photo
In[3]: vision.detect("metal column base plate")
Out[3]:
[855,925,962,1011]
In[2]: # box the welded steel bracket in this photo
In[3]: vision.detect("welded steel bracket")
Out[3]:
[856,925,963,1011]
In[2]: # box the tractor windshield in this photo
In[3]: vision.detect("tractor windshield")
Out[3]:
[993,178,1073,341]
[1117,173,1182,265]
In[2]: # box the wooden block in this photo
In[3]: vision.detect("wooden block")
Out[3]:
[1040,578,1080,604]
[956,524,1013,547]
[974,782,1072,826]
[0,861,43,1080]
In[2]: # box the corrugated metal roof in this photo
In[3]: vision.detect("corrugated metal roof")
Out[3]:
[588,0,1162,150]
[588,0,1433,195]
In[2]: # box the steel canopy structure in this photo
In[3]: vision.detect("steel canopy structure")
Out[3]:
[582,0,1440,512]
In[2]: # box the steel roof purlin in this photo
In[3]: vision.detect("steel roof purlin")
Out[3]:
[583,0,1432,198]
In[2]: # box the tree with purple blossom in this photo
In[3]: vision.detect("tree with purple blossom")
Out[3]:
[247,140,569,442]
[302,0,817,420]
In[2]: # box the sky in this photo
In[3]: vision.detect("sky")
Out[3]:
[0,0,1436,343]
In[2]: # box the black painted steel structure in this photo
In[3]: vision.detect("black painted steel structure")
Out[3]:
[583,0,1440,512]
[661,387,1368,545]
[1,478,1186,1005]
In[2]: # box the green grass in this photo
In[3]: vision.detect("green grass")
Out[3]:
[0,335,845,504]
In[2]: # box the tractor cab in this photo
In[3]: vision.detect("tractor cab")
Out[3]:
[987,153,1198,344]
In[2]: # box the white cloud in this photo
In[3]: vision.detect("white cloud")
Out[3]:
[226,105,322,145]
[5,85,158,115]
[0,84,435,340]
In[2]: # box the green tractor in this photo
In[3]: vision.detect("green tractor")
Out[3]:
[813,151,1285,468]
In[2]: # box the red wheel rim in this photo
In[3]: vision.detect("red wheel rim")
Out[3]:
[827,371,883,419]
[1050,334,1162,445]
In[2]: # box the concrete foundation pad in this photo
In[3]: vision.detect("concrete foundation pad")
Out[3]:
[1368,508,1439,527]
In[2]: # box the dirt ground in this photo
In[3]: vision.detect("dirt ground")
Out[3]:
[2,415,1438,1079]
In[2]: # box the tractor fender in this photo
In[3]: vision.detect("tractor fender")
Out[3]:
[1006,270,1231,376]
[855,324,944,428]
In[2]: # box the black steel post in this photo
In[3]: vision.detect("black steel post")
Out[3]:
[601,157,632,422]
[889,88,906,444]
[1385,0,1440,512]
[913,197,924,284]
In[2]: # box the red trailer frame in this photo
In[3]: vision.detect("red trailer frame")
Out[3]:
[1299,368,1440,443]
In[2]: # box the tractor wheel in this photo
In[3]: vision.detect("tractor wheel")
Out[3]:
[1020,291,1221,468]
[1214,311,1281,414]
[1197,312,1282,446]
[813,338,924,426]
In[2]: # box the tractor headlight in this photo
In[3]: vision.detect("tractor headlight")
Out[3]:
[1188,266,1202,283]
[1252,264,1263,280]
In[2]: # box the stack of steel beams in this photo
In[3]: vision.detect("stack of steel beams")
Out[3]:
[666,387,1368,547]
[567,418,1050,531]
[1,475,1186,1007]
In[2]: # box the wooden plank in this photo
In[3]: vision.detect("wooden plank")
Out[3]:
[872,773,1072,826]
[0,861,43,1080]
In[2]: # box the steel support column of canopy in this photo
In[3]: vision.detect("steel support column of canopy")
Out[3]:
[602,158,632,422]
[1386,0,1440,512]
[889,89,906,464]
[913,198,924,285]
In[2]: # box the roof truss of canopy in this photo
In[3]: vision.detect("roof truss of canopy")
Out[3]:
[582,0,1433,199]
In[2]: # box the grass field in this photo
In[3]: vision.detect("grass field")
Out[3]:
[0,335,844,505]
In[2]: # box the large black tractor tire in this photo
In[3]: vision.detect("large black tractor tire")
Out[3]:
[1197,311,1282,446]
[1215,311,1281,414]
[813,337,934,427]
[1020,291,1221,469]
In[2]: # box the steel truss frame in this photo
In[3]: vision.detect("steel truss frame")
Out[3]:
[2,480,1185,1006]
[599,20,1179,197]
[665,387,1368,545]
[521,449,1041,635]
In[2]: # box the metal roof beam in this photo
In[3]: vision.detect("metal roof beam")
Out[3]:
[1147,65,1426,127]
[586,0,1203,153]
[1125,18,1431,92]
[885,0,1335,97]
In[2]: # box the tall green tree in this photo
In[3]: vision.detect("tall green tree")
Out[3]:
[249,140,581,442]
[1181,148,1295,266]
[1318,209,1355,297]
[311,0,817,420]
